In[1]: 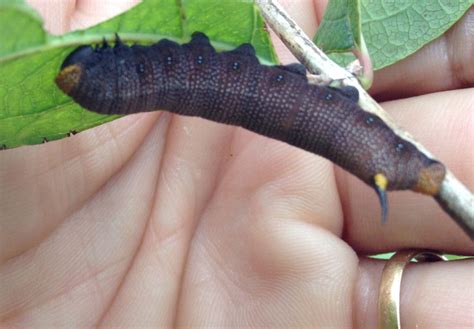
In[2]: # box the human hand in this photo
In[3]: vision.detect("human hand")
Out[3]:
[1,0,473,327]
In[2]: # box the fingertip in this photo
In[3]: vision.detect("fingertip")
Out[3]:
[27,0,76,34]
[70,0,141,31]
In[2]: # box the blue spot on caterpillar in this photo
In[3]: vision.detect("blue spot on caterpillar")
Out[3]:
[55,32,446,222]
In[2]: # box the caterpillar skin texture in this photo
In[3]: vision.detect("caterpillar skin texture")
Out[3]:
[56,32,446,221]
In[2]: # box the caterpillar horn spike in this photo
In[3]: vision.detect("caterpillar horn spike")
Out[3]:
[102,37,109,49]
[114,33,123,47]
[374,173,388,224]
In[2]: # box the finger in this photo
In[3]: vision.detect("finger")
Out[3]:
[355,258,474,328]
[338,88,474,254]
[0,114,159,264]
[26,0,76,34]
[70,0,140,31]
[27,0,140,34]
[0,115,169,326]
[371,8,474,100]
[270,0,321,64]
[98,116,237,327]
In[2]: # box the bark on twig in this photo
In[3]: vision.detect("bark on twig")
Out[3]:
[255,0,474,239]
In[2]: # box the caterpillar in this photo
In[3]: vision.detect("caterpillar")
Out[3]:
[55,32,446,222]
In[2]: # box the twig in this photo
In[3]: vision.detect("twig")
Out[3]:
[255,0,474,239]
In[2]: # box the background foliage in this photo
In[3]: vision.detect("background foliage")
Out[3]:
[315,0,473,69]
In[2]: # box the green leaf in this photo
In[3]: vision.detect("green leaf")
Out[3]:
[313,0,362,53]
[0,0,45,56]
[316,0,472,70]
[0,0,277,149]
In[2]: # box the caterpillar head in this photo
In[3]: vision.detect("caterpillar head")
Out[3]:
[55,45,93,95]
[55,35,143,114]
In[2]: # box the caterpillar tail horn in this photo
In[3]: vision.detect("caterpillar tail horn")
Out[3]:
[374,173,388,224]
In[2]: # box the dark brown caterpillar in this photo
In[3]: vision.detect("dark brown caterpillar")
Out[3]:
[55,32,446,222]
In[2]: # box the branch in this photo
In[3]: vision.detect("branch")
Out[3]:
[255,0,474,239]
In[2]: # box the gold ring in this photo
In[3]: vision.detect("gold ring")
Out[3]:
[377,249,448,329]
